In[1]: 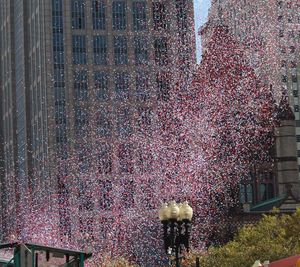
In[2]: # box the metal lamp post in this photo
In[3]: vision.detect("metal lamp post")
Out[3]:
[158,201,193,267]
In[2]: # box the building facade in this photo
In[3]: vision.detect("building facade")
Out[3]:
[0,0,196,242]
[201,0,300,176]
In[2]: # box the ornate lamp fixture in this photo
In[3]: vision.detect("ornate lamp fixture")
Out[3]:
[158,201,193,267]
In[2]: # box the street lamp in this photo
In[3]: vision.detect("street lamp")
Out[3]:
[158,201,193,267]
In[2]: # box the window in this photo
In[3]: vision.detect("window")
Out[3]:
[156,73,170,101]
[72,35,87,64]
[293,90,298,97]
[294,105,299,112]
[153,2,167,30]
[297,135,300,142]
[116,107,131,137]
[154,37,168,65]
[112,1,126,30]
[132,2,147,31]
[115,72,129,100]
[55,101,66,125]
[291,61,297,68]
[98,144,112,174]
[71,0,85,29]
[292,75,298,82]
[290,46,295,53]
[259,183,274,201]
[74,107,88,135]
[93,36,107,65]
[77,149,90,173]
[281,60,286,67]
[278,15,283,22]
[97,108,111,137]
[134,37,148,65]
[53,0,66,148]
[114,36,128,64]
[74,70,88,100]
[280,46,286,54]
[99,180,113,209]
[175,0,188,30]
[282,75,287,82]
[239,184,253,204]
[118,144,133,173]
[92,0,106,30]
[135,72,150,101]
[137,107,152,131]
[137,148,153,173]
[121,179,135,207]
[94,71,108,101]
[279,30,284,37]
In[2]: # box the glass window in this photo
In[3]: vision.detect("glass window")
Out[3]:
[137,107,152,131]
[97,108,111,137]
[290,46,295,53]
[74,70,88,100]
[137,148,153,173]
[94,71,108,101]
[267,184,274,199]
[134,37,148,65]
[156,72,170,101]
[239,184,246,204]
[152,2,167,30]
[132,2,147,31]
[116,107,131,137]
[282,75,287,82]
[99,180,113,209]
[135,72,150,101]
[246,184,253,203]
[154,37,168,65]
[112,1,126,30]
[259,183,267,201]
[115,72,129,100]
[77,149,90,173]
[74,107,88,135]
[92,0,106,30]
[114,36,128,65]
[93,36,107,65]
[175,0,188,30]
[72,35,87,64]
[121,179,135,207]
[71,0,85,29]
[98,144,112,174]
[118,144,133,173]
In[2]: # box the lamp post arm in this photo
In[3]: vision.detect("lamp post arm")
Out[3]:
[162,221,169,254]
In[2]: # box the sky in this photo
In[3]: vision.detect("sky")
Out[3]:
[193,0,211,62]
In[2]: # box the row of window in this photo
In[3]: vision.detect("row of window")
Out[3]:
[282,75,298,83]
[75,143,154,176]
[281,60,298,68]
[53,0,68,154]
[72,35,168,66]
[72,70,169,102]
[71,1,170,31]
[74,105,153,138]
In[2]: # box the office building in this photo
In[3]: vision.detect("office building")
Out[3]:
[0,0,196,243]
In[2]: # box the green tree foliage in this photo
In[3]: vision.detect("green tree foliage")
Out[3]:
[182,209,300,267]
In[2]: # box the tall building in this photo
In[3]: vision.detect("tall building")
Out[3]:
[201,0,300,174]
[0,0,196,243]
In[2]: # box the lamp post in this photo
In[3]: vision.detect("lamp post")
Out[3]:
[158,201,193,267]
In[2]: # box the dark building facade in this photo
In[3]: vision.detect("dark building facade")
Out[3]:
[0,0,196,242]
